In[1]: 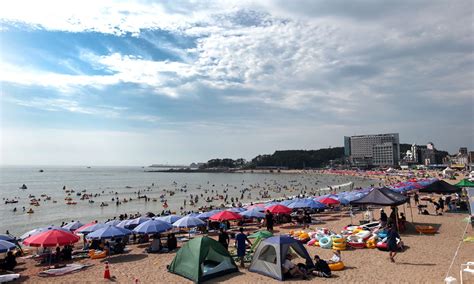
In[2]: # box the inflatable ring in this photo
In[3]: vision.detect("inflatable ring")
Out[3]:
[332,244,346,251]
[328,261,345,271]
[332,238,345,244]
[89,250,107,259]
[319,236,333,249]
[315,241,320,247]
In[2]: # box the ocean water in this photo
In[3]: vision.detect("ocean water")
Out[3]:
[0,166,378,236]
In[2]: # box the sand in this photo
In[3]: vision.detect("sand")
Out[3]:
[11,202,473,284]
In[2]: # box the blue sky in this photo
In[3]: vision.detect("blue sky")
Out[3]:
[0,0,473,166]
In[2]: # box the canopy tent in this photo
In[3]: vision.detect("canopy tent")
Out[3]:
[455,179,474,188]
[168,236,238,283]
[350,187,408,206]
[249,235,314,281]
[418,180,461,194]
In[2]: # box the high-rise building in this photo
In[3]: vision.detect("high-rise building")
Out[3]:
[344,136,351,157]
[349,133,400,167]
[459,147,468,155]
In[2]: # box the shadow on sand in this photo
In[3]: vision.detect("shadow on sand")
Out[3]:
[101,253,148,264]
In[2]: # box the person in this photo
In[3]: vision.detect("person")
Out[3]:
[265,210,274,231]
[327,250,341,264]
[235,227,251,268]
[438,197,445,212]
[282,253,307,280]
[167,233,177,251]
[147,234,162,253]
[414,193,419,205]
[218,228,230,250]
[399,213,407,231]
[380,209,388,227]
[387,224,401,263]
[312,255,331,278]
[1,251,17,271]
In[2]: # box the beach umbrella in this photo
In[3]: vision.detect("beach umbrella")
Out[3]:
[287,199,326,209]
[0,240,17,253]
[86,225,132,240]
[105,220,121,226]
[20,226,71,240]
[119,217,150,229]
[172,216,206,228]
[62,221,84,231]
[74,222,97,234]
[157,215,182,224]
[248,230,273,239]
[23,230,80,247]
[240,208,265,219]
[227,207,246,213]
[279,200,294,206]
[319,197,340,206]
[209,210,243,221]
[133,219,172,235]
[186,212,200,218]
[76,223,107,234]
[245,204,265,210]
[0,234,15,243]
[263,202,280,209]
[266,204,292,214]
[196,210,222,220]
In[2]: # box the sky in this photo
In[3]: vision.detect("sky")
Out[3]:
[0,0,473,166]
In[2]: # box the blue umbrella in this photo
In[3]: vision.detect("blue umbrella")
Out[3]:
[264,202,280,209]
[0,240,16,253]
[105,220,121,226]
[240,208,265,219]
[62,221,84,231]
[287,199,326,209]
[172,216,205,228]
[121,217,150,229]
[228,207,246,213]
[77,223,107,234]
[133,219,172,235]
[0,234,15,242]
[86,225,132,240]
[196,210,221,220]
[20,226,71,240]
[157,215,182,224]
[279,200,294,206]
[186,212,200,218]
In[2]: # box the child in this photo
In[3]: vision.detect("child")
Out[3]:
[327,250,341,264]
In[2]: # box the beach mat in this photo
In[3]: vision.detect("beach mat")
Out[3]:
[38,263,92,277]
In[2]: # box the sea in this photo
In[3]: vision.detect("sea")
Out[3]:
[0,166,379,236]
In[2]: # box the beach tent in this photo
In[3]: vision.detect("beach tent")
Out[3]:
[350,187,408,206]
[418,180,461,194]
[455,179,474,188]
[249,235,314,281]
[168,236,238,283]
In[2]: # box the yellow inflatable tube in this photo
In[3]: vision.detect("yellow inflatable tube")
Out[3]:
[328,261,345,271]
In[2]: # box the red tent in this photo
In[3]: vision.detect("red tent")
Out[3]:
[266,204,292,214]
[209,210,243,221]
[319,197,340,205]
[23,229,80,247]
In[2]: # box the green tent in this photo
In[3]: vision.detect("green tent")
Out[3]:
[455,179,474,187]
[168,236,238,283]
[248,230,273,239]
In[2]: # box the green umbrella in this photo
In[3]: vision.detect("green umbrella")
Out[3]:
[455,179,474,187]
[248,230,273,239]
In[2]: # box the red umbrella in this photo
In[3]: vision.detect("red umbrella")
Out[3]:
[209,210,243,221]
[23,229,80,247]
[319,197,340,205]
[267,204,292,214]
[74,222,96,234]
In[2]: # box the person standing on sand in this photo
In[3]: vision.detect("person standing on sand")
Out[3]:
[265,210,274,232]
[218,228,229,250]
[387,224,400,263]
[235,227,251,268]
[414,193,419,205]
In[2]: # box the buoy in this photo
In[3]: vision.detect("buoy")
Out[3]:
[104,261,111,279]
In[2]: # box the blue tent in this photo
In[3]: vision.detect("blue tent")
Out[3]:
[0,240,16,253]
[86,225,132,240]
[249,235,314,281]
[133,219,172,234]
